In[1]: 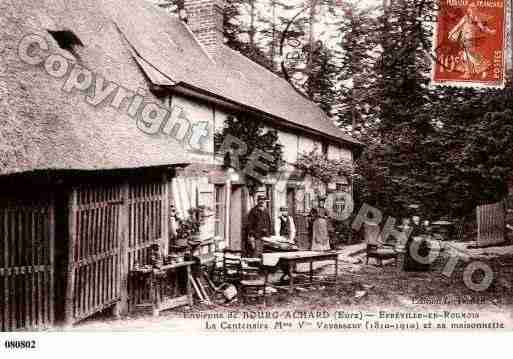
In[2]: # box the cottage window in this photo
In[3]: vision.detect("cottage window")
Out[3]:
[336,183,346,192]
[305,192,312,213]
[214,184,225,237]
[335,176,349,193]
[322,142,328,155]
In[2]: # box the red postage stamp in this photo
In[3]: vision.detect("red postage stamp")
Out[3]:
[432,1,507,88]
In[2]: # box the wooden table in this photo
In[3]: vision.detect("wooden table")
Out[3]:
[130,261,194,316]
[262,251,339,293]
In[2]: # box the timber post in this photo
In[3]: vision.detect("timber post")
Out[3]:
[224,176,232,249]
[117,182,130,316]
[162,172,170,255]
[48,194,56,326]
[64,188,78,328]
[511,0,513,82]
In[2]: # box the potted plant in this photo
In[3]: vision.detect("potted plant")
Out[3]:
[174,216,200,247]
[189,206,215,241]
[185,207,202,242]
[172,207,215,258]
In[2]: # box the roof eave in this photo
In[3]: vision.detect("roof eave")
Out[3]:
[170,82,364,152]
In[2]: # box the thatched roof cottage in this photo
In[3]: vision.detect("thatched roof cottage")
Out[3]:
[0,0,362,330]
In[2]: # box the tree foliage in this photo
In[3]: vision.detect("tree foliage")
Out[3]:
[335,3,378,130]
[214,115,284,192]
[224,0,276,70]
[296,147,353,184]
[304,46,339,114]
[353,1,513,219]
[157,0,513,220]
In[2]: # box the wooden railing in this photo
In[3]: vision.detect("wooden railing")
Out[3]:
[66,185,123,324]
[477,201,505,247]
[3,174,170,329]
[127,180,168,309]
[0,194,55,331]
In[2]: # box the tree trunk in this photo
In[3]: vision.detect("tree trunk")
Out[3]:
[510,0,513,81]
[249,0,256,48]
[270,0,277,71]
[307,0,317,79]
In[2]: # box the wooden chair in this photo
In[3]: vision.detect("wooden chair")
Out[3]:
[222,249,243,284]
[364,223,398,266]
[239,258,266,305]
[366,244,398,266]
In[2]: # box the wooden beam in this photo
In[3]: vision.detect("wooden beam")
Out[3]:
[189,274,204,302]
[3,205,10,330]
[48,195,56,326]
[64,188,78,327]
[510,0,513,77]
[162,173,170,255]
[224,177,232,248]
[195,275,211,304]
[118,183,130,316]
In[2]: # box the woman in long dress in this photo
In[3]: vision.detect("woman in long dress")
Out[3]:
[403,215,430,271]
[309,196,331,251]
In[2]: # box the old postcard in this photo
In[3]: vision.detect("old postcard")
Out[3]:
[1,0,513,352]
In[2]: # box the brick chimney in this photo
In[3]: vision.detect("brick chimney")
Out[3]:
[182,0,225,58]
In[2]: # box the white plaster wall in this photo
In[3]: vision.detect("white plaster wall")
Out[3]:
[327,144,340,161]
[170,95,215,163]
[214,108,230,134]
[213,108,232,165]
[277,130,299,164]
[168,93,354,168]
[340,147,353,161]
[313,139,323,152]
[298,136,316,155]
[327,144,353,162]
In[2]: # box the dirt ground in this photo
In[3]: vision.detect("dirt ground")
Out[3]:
[73,244,513,331]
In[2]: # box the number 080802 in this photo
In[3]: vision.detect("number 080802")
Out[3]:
[4,340,37,350]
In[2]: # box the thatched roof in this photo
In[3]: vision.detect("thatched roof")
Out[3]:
[0,0,361,176]
[0,0,190,175]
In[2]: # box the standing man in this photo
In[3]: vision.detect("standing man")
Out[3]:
[246,194,272,258]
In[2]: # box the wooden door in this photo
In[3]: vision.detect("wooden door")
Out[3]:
[127,181,167,308]
[66,185,123,325]
[287,188,296,218]
[229,186,243,250]
[293,189,311,250]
